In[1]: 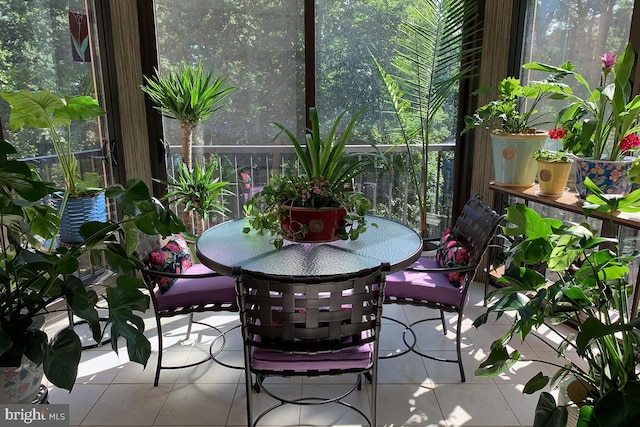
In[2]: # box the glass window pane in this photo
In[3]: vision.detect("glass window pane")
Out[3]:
[0,0,111,190]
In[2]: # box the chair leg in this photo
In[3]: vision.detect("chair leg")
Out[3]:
[440,310,447,335]
[455,314,465,382]
[154,317,164,387]
[243,360,254,426]
[185,312,194,341]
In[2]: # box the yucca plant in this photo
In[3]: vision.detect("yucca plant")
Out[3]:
[156,160,231,236]
[372,0,482,236]
[141,60,235,171]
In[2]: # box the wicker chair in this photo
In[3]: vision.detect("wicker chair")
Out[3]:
[234,264,389,427]
[138,234,239,386]
[384,194,504,382]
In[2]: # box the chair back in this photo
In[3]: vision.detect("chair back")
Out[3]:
[451,194,504,267]
[235,264,389,354]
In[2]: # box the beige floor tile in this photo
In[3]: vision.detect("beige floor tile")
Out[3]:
[226,383,302,426]
[421,351,492,385]
[299,383,373,425]
[434,383,519,426]
[377,352,429,385]
[176,351,243,384]
[497,383,541,426]
[376,383,445,426]
[155,382,237,425]
[81,384,171,425]
[48,383,107,426]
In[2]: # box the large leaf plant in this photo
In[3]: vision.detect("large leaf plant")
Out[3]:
[0,139,185,391]
[473,187,640,427]
[372,0,482,236]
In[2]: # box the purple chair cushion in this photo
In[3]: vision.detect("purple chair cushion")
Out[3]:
[146,235,193,293]
[251,342,373,371]
[154,263,237,311]
[435,228,473,287]
[385,258,466,307]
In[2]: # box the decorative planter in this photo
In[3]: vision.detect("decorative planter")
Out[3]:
[280,206,347,243]
[50,191,107,243]
[574,157,634,199]
[0,315,45,404]
[558,377,595,427]
[536,160,572,196]
[490,131,547,186]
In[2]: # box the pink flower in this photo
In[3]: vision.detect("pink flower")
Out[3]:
[619,133,640,152]
[601,52,617,70]
[548,128,567,140]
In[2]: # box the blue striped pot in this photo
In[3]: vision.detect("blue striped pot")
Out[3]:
[50,192,107,243]
[574,157,634,199]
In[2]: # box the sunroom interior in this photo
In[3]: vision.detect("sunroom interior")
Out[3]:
[1,0,640,426]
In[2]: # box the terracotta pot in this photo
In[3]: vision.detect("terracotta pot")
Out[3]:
[491,131,547,186]
[280,206,347,243]
[536,160,572,196]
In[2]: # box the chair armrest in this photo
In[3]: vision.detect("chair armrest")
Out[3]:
[142,268,225,280]
[405,264,476,274]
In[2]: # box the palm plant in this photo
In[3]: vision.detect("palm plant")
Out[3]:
[372,0,481,236]
[141,60,235,171]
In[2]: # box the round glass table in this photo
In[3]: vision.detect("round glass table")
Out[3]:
[196,215,422,277]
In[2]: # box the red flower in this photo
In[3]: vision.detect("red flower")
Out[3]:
[548,128,567,140]
[619,133,640,152]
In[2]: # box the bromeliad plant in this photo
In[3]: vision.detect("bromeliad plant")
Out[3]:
[0,139,185,391]
[473,186,640,426]
[243,106,378,249]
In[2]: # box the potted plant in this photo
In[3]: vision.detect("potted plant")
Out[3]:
[533,148,573,196]
[526,43,640,198]
[155,159,231,237]
[141,60,234,233]
[372,0,481,237]
[242,106,378,250]
[0,139,186,400]
[473,191,640,427]
[463,69,568,187]
[0,90,107,243]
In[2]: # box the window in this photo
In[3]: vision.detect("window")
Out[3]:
[0,0,113,192]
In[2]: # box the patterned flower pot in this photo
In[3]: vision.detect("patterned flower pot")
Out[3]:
[280,206,347,243]
[0,315,45,404]
[574,157,633,199]
[50,191,107,243]
[491,131,547,186]
[536,160,572,196]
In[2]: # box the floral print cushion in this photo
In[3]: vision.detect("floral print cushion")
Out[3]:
[146,235,193,293]
[435,228,473,287]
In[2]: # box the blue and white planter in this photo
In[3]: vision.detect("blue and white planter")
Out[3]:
[574,157,634,199]
[50,192,107,243]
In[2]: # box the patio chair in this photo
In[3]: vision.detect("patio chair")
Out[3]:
[138,233,238,386]
[234,264,389,427]
[384,194,504,382]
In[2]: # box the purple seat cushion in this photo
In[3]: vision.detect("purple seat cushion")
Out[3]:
[385,258,466,307]
[251,342,373,372]
[154,263,237,311]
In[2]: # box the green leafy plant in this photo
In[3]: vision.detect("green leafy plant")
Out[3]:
[526,43,640,161]
[156,160,231,236]
[464,71,568,134]
[243,106,378,249]
[532,149,573,163]
[141,60,235,171]
[372,0,481,236]
[0,90,106,197]
[473,196,640,427]
[0,140,185,391]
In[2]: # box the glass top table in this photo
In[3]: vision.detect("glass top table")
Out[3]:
[195,215,423,277]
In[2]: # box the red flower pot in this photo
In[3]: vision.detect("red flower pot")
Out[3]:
[280,206,347,243]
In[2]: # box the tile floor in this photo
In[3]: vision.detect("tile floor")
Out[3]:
[43,282,579,427]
